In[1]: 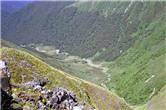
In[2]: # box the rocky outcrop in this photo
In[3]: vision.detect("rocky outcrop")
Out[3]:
[0,60,13,109]
[1,88,13,110]
[1,48,132,110]
[20,79,86,110]
[0,60,11,93]
[0,60,89,110]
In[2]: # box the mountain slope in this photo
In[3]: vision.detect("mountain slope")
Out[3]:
[134,85,166,110]
[3,1,165,61]
[106,12,166,105]
[1,39,108,86]
[2,1,166,106]
[146,85,166,110]
[1,1,31,19]
[0,47,131,110]
[1,1,31,14]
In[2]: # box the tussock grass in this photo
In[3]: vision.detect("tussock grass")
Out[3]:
[0,47,131,110]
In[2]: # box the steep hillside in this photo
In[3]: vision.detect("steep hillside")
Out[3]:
[2,1,166,107]
[146,85,166,110]
[1,1,31,14]
[134,85,166,110]
[2,1,165,61]
[106,12,166,105]
[1,39,108,86]
[0,47,131,110]
[1,1,31,19]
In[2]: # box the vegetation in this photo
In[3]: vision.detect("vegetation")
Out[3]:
[1,1,166,107]
[1,39,108,85]
[3,2,165,61]
[146,85,166,110]
[0,47,131,110]
[106,14,166,105]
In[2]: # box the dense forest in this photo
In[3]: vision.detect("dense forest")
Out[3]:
[3,1,165,61]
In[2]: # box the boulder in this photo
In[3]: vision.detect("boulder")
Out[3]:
[0,60,11,93]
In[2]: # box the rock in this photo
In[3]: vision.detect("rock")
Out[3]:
[73,105,84,110]
[23,105,32,110]
[0,61,13,110]
[0,60,86,110]
[34,85,42,91]
[0,60,11,77]
[44,87,84,110]
[24,78,49,90]
[12,93,18,99]
[0,60,11,93]
[1,88,13,110]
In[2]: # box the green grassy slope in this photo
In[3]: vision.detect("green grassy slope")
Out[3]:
[0,47,131,110]
[134,85,166,110]
[106,12,166,105]
[1,39,108,85]
[146,85,166,110]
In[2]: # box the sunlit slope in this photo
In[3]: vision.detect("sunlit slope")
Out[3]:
[147,85,166,110]
[0,47,132,110]
[1,39,108,86]
[106,12,166,105]
[134,85,166,110]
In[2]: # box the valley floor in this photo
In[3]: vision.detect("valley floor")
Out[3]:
[21,44,110,87]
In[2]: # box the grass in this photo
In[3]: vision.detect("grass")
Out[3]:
[74,1,129,13]
[42,55,107,85]
[0,47,131,110]
[146,85,166,110]
[2,39,108,85]
[106,15,166,105]
[2,1,166,107]
[133,85,166,110]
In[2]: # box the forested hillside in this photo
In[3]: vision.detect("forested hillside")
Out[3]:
[2,1,165,61]
[1,1,31,18]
